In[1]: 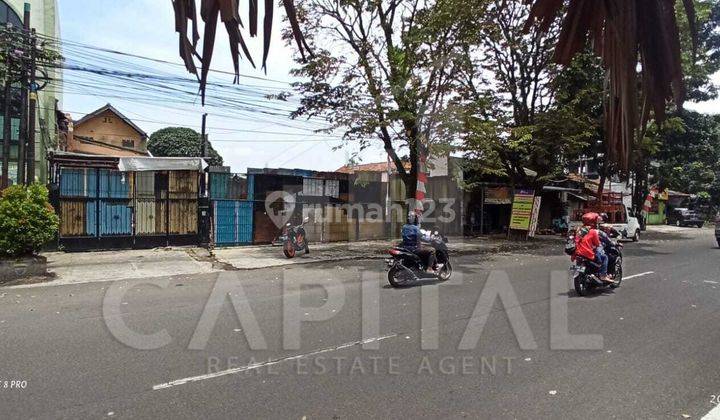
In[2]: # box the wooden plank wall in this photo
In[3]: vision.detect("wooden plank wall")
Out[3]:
[168,171,198,235]
[324,205,349,242]
[135,199,157,235]
[59,201,86,236]
[253,209,278,244]
[169,200,198,234]
[169,171,198,198]
[155,201,168,234]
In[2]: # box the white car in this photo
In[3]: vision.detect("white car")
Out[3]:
[609,206,641,242]
[569,206,641,242]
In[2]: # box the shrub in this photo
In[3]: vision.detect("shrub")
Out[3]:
[0,183,59,257]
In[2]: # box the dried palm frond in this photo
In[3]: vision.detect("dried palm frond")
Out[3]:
[172,0,312,103]
[525,0,696,171]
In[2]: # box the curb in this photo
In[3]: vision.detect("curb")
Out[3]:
[211,239,555,271]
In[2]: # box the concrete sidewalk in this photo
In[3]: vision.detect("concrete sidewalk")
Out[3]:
[5,235,562,288]
[39,248,219,287]
[212,235,560,270]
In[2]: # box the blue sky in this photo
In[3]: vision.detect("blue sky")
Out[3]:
[56,1,718,174]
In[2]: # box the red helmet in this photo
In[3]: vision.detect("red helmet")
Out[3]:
[582,212,600,227]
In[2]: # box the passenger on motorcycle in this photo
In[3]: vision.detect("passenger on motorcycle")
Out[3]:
[574,212,616,284]
[401,211,437,273]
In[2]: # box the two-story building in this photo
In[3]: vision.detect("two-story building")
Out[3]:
[61,104,150,157]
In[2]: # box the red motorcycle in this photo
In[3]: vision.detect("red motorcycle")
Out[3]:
[280,217,310,258]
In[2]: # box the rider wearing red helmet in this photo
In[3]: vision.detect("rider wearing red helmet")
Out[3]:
[575,212,615,283]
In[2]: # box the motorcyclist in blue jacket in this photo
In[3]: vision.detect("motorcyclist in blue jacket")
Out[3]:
[401,211,437,272]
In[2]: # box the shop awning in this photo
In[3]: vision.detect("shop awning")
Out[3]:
[118,157,208,172]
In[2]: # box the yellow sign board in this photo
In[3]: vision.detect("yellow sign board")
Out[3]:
[509,190,535,231]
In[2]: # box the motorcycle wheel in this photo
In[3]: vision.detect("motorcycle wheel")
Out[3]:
[574,274,590,296]
[610,258,623,289]
[437,261,453,281]
[283,242,296,259]
[388,265,412,288]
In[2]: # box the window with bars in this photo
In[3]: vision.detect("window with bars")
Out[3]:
[303,178,324,196]
[325,180,340,198]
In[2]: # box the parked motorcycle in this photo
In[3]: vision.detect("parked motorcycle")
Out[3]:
[280,217,310,259]
[386,231,453,287]
[571,240,623,296]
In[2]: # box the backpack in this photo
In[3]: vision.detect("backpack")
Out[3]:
[564,227,589,256]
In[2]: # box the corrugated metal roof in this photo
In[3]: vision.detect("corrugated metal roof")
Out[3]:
[336,161,411,174]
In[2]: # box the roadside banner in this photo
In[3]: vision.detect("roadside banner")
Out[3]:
[509,189,535,231]
[528,196,542,237]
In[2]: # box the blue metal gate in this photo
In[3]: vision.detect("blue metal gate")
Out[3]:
[213,200,254,245]
[98,169,132,236]
[209,172,254,246]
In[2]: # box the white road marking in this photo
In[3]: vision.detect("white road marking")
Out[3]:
[623,271,655,280]
[704,280,719,285]
[702,404,720,420]
[152,334,398,391]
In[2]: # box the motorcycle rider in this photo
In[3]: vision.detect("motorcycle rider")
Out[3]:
[598,212,621,238]
[598,212,623,271]
[574,212,616,284]
[401,211,437,273]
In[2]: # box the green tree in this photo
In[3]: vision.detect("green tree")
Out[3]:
[286,0,486,199]
[678,0,720,102]
[458,2,602,186]
[147,127,224,166]
[630,0,720,210]
[654,112,720,204]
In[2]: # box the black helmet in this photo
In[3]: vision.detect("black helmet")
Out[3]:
[600,213,609,223]
[407,211,419,225]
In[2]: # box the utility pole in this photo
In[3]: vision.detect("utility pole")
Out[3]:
[1,46,11,189]
[198,113,209,245]
[18,3,31,185]
[25,21,36,184]
[200,113,208,161]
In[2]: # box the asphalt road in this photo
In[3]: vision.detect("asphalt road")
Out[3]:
[1,227,719,419]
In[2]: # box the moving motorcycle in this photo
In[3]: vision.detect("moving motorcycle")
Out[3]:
[570,236,624,296]
[280,217,310,259]
[386,231,453,287]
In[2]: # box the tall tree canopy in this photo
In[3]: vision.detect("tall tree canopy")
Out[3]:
[286,0,484,198]
[148,127,224,166]
[649,112,720,205]
[679,0,720,102]
[457,1,602,185]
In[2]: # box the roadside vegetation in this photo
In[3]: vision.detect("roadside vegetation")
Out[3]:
[0,184,59,258]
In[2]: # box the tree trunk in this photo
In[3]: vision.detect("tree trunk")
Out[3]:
[597,154,611,201]
[597,172,607,202]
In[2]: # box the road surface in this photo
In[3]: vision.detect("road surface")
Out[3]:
[1,227,719,419]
